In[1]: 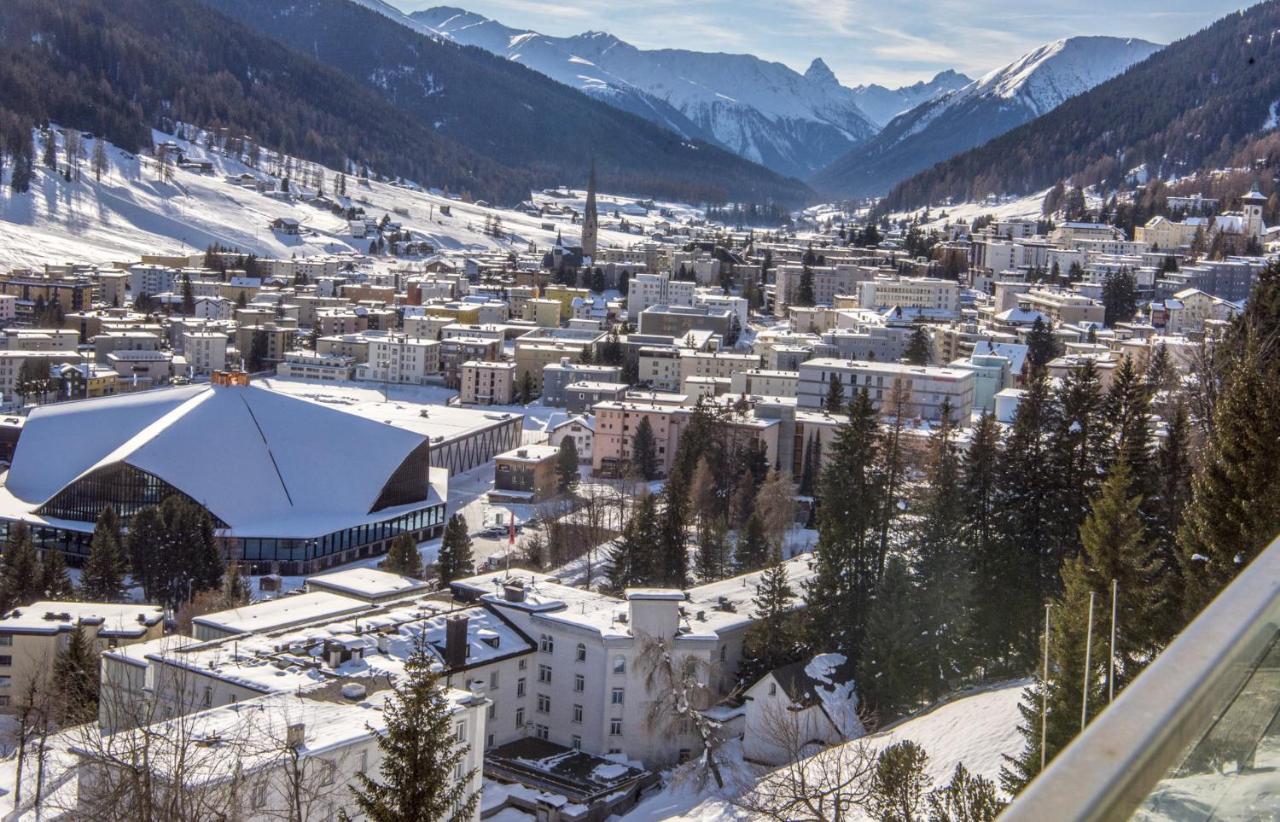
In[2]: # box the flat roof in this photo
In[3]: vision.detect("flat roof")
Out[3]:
[192,591,369,636]
[0,600,163,636]
[305,568,432,599]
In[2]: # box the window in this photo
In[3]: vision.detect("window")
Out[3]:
[539,634,554,653]
[0,656,11,667]
[538,664,552,684]
[574,674,585,692]
[358,749,368,774]
[516,678,526,698]
[487,733,495,749]
[487,703,496,720]
[0,696,9,707]
[455,721,465,742]
[515,708,525,727]
[573,704,583,723]
[609,718,623,736]
[613,655,626,674]
[572,735,582,750]
[575,643,587,662]
[769,682,777,696]
[611,688,625,705]
[252,782,268,809]
[0,635,11,647]
[518,658,527,671]
[490,671,499,690]
[535,724,550,741]
[537,694,550,714]
[203,686,213,707]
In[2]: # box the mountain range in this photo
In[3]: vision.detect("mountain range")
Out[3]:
[880,0,1280,212]
[811,36,1162,199]
[411,6,968,179]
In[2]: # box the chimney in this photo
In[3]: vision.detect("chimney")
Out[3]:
[286,723,306,749]
[503,583,526,603]
[445,615,469,668]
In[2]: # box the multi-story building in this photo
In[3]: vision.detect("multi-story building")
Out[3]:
[542,359,623,407]
[274,350,355,381]
[796,358,975,421]
[181,330,228,376]
[128,264,177,298]
[855,276,960,315]
[356,332,441,385]
[1021,289,1106,327]
[491,445,560,503]
[592,400,778,478]
[637,304,732,339]
[440,336,502,388]
[625,271,696,317]
[460,360,516,405]
[0,601,164,714]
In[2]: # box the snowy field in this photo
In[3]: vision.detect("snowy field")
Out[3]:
[623,679,1029,821]
[0,127,701,272]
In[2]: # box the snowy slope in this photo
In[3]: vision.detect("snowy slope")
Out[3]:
[0,130,694,272]
[623,680,1029,821]
[847,70,971,128]
[812,36,1162,198]
[411,6,906,178]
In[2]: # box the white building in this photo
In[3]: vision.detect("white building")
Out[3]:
[796,358,975,421]
[181,330,228,376]
[356,332,441,385]
[625,272,696,317]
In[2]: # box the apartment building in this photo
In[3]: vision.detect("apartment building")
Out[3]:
[625,271,696,316]
[274,351,355,381]
[542,359,623,407]
[855,276,960,315]
[181,330,228,376]
[592,400,778,478]
[0,601,163,713]
[355,332,441,385]
[460,360,516,405]
[796,358,975,421]
[1021,289,1106,327]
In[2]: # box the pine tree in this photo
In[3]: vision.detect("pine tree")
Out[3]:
[517,371,536,404]
[694,517,730,582]
[912,402,974,697]
[1076,459,1163,693]
[436,515,474,585]
[1150,399,1192,641]
[349,649,479,822]
[40,548,73,601]
[858,556,926,718]
[824,374,844,413]
[556,437,579,495]
[82,506,126,602]
[737,551,801,686]
[656,474,690,588]
[606,493,658,590]
[1105,356,1153,485]
[927,764,1005,822]
[733,513,769,573]
[796,266,815,306]
[126,506,165,604]
[798,434,820,498]
[904,326,931,365]
[1025,317,1058,370]
[1052,360,1110,558]
[216,563,250,610]
[384,533,423,578]
[806,389,883,661]
[181,273,195,316]
[1178,335,1280,618]
[988,370,1061,670]
[0,523,43,612]
[869,741,931,822]
[54,625,99,725]
[631,416,659,480]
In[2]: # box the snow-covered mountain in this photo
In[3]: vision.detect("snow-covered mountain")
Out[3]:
[812,36,1162,198]
[847,69,970,128]
[410,6,962,179]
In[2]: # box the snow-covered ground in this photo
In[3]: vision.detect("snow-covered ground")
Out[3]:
[0,128,700,272]
[623,679,1028,821]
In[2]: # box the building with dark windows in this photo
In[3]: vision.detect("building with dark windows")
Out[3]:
[0,375,448,574]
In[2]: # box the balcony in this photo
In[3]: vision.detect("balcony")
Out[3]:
[1005,535,1280,820]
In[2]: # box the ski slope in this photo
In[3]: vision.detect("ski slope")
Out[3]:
[0,129,699,272]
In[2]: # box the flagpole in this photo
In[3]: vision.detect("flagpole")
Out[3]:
[1109,579,1118,704]
[1041,603,1051,772]
[1082,591,1096,732]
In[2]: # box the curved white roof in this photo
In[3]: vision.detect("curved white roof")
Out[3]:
[5,384,431,534]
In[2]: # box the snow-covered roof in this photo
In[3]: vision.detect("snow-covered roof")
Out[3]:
[3,383,437,536]
[0,600,163,637]
[193,591,371,637]
[305,568,432,601]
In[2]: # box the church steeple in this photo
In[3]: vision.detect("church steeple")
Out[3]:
[582,158,598,260]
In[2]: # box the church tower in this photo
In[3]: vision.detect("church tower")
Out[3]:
[1242,188,1267,242]
[582,159,599,260]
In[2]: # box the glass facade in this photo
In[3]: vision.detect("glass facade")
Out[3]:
[371,441,432,513]
[237,504,445,564]
[36,463,228,528]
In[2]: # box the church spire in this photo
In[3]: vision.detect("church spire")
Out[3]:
[582,158,598,260]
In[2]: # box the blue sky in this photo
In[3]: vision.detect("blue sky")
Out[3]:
[392,0,1252,86]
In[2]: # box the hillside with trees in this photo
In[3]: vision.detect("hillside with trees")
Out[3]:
[879,0,1280,212]
[201,0,814,208]
[0,0,531,203]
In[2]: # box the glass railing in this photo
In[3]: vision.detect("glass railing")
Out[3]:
[1004,535,1280,821]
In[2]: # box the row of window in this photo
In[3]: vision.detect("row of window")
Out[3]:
[239,504,444,561]
[539,635,628,673]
